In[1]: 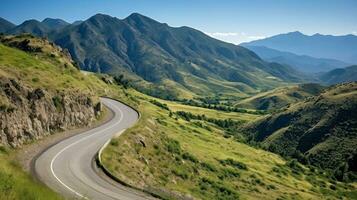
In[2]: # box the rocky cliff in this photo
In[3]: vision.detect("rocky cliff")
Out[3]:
[0,77,101,147]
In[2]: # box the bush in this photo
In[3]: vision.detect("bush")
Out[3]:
[166,139,181,154]
[150,99,170,111]
[219,158,248,170]
[198,177,240,200]
[218,168,240,179]
[182,152,198,163]
[201,162,217,172]
[32,77,39,82]
[52,96,63,110]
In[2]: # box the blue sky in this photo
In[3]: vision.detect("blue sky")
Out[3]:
[1,0,356,44]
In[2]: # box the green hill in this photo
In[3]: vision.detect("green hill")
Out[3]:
[242,82,357,181]
[2,14,307,99]
[235,83,325,110]
[319,65,357,85]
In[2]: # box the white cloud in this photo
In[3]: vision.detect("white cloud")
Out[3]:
[204,32,266,44]
[205,32,239,37]
[247,35,266,40]
[352,31,357,35]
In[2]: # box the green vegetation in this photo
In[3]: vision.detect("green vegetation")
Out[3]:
[242,82,357,182]
[235,83,324,110]
[319,65,357,85]
[178,98,268,114]
[0,147,63,200]
[7,13,307,100]
[0,34,134,199]
[102,90,355,199]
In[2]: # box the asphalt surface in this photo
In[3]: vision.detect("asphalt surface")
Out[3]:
[35,98,156,200]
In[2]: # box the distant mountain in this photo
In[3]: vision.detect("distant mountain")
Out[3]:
[1,13,307,99]
[8,19,50,37]
[242,31,357,64]
[319,65,357,85]
[243,45,349,73]
[242,82,357,181]
[235,83,324,110]
[42,18,69,30]
[0,17,15,33]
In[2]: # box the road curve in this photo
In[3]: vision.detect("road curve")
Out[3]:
[35,98,156,200]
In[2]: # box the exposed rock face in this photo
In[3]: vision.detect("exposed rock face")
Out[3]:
[0,77,100,147]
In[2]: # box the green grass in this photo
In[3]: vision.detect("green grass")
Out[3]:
[102,92,356,199]
[0,36,134,199]
[0,147,63,200]
[161,98,262,122]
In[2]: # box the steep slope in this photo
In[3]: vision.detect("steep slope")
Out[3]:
[3,14,306,99]
[0,34,138,200]
[0,17,15,33]
[0,34,105,147]
[243,45,349,73]
[242,31,357,64]
[242,82,357,181]
[319,65,357,85]
[236,83,325,110]
[41,18,69,30]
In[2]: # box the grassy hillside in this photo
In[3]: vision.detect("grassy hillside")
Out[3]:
[0,34,133,199]
[102,90,356,199]
[235,83,324,111]
[242,82,357,182]
[0,147,63,200]
[319,65,357,85]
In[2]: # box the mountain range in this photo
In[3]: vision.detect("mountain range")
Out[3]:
[242,31,357,64]
[242,45,350,73]
[0,14,305,100]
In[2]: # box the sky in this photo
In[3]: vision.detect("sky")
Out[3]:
[1,0,356,44]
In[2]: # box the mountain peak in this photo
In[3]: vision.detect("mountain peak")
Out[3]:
[22,19,41,25]
[90,13,113,20]
[125,12,161,25]
[287,31,304,36]
[42,18,69,29]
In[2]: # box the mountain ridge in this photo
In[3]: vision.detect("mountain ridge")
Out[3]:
[0,13,306,99]
[243,45,350,73]
[242,31,357,63]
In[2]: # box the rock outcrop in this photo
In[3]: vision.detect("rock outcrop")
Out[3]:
[0,77,101,147]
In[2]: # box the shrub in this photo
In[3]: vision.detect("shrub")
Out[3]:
[32,77,39,82]
[198,177,240,200]
[52,96,63,110]
[150,99,170,110]
[219,158,248,170]
[201,162,217,172]
[166,139,181,154]
[182,152,198,163]
[218,168,240,180]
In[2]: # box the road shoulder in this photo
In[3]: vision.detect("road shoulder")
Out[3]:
[16,106,114,173]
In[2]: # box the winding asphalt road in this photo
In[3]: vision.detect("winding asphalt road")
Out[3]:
[35,98,156,200]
